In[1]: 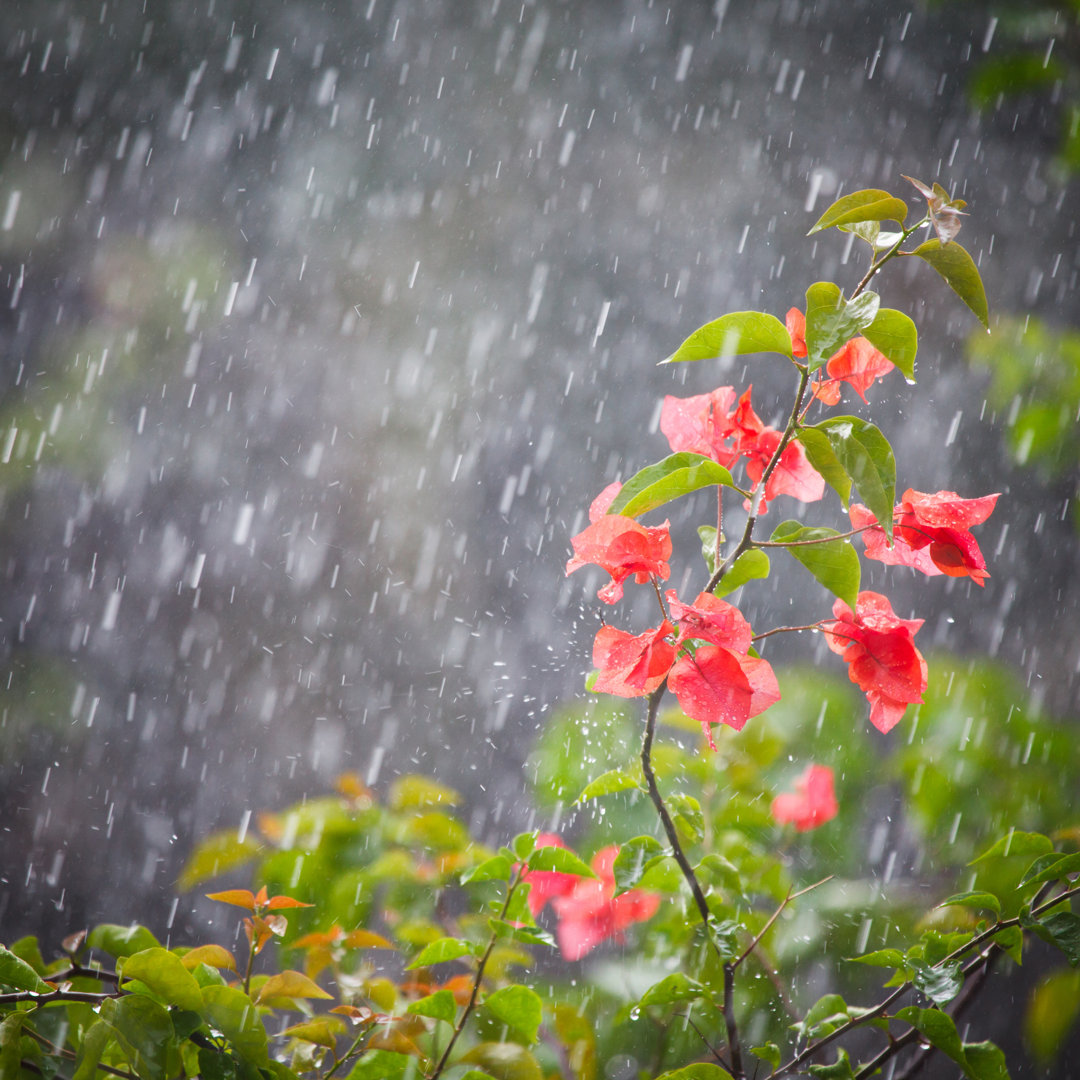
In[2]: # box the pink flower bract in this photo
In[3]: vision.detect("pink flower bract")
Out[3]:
[592,622,677,697]
[566,514,672,604]
[772,765,838,831]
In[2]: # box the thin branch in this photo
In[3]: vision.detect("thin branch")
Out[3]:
[0,988,124,1006]
[732,877,833,970]
[754,525,872,548]
[751,622,824,643]
[848,219,926,300]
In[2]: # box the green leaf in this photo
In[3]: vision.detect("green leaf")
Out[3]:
[99,994,176,1080]
[939,891,1002,919]
[751,1044,781,1070]
[711,549,770,598]
[87,923,161,959]
[808,189,908,235]
[1019,852,1080,887]
[72,1020,114,1080]
[962,1040,1010,1080]
[408,937,480,969]
[484,984,544,1043]
[608,453,733,518]
[200,984,268,1065]
[461,1041,545,1080]
[346,1050,415,1080]
[576,767,643,803]
[862,307,917,383]
[527,846,596,879]
[1030,912,1080,966]
[795,993,851,1039]
[120,947,205,1012]
[911,959,963,1005]
[0,1013,27,1080]
[803,282,880,373]
[663,311,793,364]
[667,793,704,844]
[511,832,537,860]
[769,521,859,609]
[612,836,665,891]
[698,526,720,577]
[639,972,705,1007]
[992,925,1024,966]
[897,1007,966,1069]
[811,417,896,537]
[909,240,989,330]
[637,855,686,892]
[1024,968,1080,1065]
[796,428,852,509]
[971,831,1053,865]
[655,1066,734,1080]
[0,945,52,992]
[408,988,458,1025]
[462,855,515,884]
[807,1048,855,1080]
[849,948,906,969]
[489,918,556,948]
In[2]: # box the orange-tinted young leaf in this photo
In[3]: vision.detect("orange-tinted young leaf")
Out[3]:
[264,894,314,911]
[180,944,238,972]
[281,1017,346,1048]
[207,889,258,912]
[254,885,269,908]
[331,1004,378,1025]
[293,928,343,950]
[344,929,396,950]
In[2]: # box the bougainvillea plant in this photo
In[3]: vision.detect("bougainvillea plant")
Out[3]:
[2,178,1079,1080]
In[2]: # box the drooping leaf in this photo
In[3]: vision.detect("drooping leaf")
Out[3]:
[407,988,458,1025]
[911,959,963,1005]
[255,969,334,1004]
[862,307,917,383]
[576,767,644,803]
[407,937,480,969]
[526,846,596,879]
[663,311,793,364]
[711,548,770,598]
[896,1007,966,1069]
[612,836,665,891]
[121,947,205,1012]
[200,984,269,1065]
[808,189,908,235]
[811,417,896,537]
[1019,852,1080,888]
[796,427,852,509]
[484,984,544,1043]
[1028,912,1080,967]
[639,972,705,1007]
[607,453,734,518]
[751,1044,781,1071]
[803,282,880,373]
[807,1049,855,1080]
[971,831,1053,865]
[0,945,52,993]
[961,1040,1011,1080]
[938,891,1002,919]
[909,240,989,330]
[769,521,860,609]
[99,994,175,1080]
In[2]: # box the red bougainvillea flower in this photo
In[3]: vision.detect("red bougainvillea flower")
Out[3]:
[592,621,677,697]
[786,308,895,404]
[822,591,927,734]
[771,764,838,831]
[850,488,999,586]
[566,514,672,604]
[664,590,781,745]
[551,845,660,961]
[521,833,580,919]
[733,394,825,509]
[659,386,741,467]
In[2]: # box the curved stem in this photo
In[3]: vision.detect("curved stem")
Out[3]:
[849,218,927,300]
[755,524,871,548]
[751,622,825,643]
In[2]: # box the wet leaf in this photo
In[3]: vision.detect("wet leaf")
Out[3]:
[484,984,543,1043]
[99,995,175,1080]
[862,308,917,383]
[178,944,237,972]
[938,891,1002,919]
[663,311,792,364]
[809,417,896,537]
[711,548,770,598]
[282,1017,347,1048]
[769,521,859,609]
[201,984,269,1064]
[121,947,204,1012]
[612,836,665,891]
[808,189,908,235]
[971,831,1053,865]
[796,427,851,509]
[526,846,595,879]
[803,282,879,374]
[607,453,734,518]
[86,923,161,960]
[461,1041,544,1080]
[911,959,963,1005]
[909,240,989,329]
[407,937,480,969]
[639,972,704,1007]
[0,945,52,993]
[1019,851,1080,887]
[255,969,334,1004]
[407,988,458,1025]
[462,854,515,884]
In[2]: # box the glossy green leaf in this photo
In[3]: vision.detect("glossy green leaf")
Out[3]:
[803,282,880,373]
[808,189,908,234]
[72,1020,114,1080]
[769,521,859,609]
[201,984,268,1065]
[896,1007,966,1069]
[87,923,161,959]
[1024,968,1080,1065]
[667,793,704,844]
[939,891,1002,919]
[607,453,734,518]
[0,945,52,993]
[637,855,685,892]
[849,948,906,969]
[811,417,895,537]
[862,307,917,383]
[408,937,480,969]
[1030,912,1080,966]
[655,1066,734,1080]
[99,994,175,1080]
[485,984,543,1043]
[462,854,515,884]
[971,831,1053,865]
[576,767,643,803]
[911,959,963,1005]
[807,1049,854,1080]
[909,240,989,330]
[796,427,851,509]
[408,988,458,1025]
[121,947,204,1013]
[612,836,665,891]
[794,993,852,1039]
[751,1044,781,1070]
[511,832,537,860]
[639,972,704,1007]
[527,845,596,879]
[1019,852,1080,887]
[663,311,793,364]
[711,548,770,598]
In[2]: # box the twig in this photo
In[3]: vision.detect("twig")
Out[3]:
[732,877,833,970]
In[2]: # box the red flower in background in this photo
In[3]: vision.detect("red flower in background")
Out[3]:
[664,591,780,745]
[521,834,579,919]
[592,621,677,697]
[551,846,660,961]
[772,765,838,831]
[850,488,999,586]
[823,591,927,734]
[566,513,672,604]
[786,308,894,405]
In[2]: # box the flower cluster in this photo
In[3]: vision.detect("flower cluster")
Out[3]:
[523,836,659,960]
